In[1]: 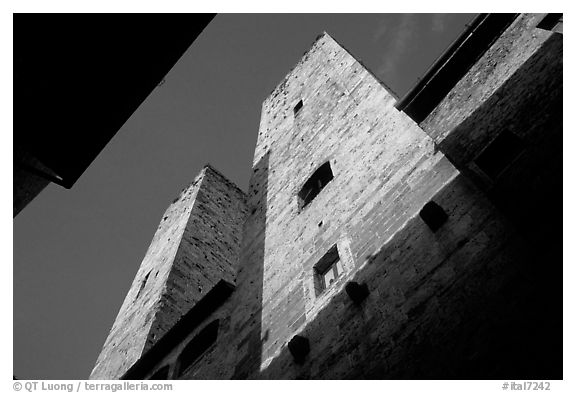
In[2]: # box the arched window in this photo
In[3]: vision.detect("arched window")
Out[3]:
[149,365,170,380]
[176,319,219,377]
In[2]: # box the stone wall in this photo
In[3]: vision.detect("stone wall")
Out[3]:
[90,165,247,379]
[95,14,562,380]
[171,29,557,379]
[421,14,563,246]
[137,153,271,380]
[417,14,563,377]
[258,175,536,379]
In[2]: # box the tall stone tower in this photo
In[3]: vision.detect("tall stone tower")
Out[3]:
[90,165,247,379]
[220,31,535,379]
[91,14,562,380]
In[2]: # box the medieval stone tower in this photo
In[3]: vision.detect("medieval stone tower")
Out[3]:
[90,167,247,379]
[91,13,562,380]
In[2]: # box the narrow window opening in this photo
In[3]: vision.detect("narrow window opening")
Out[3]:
[314,245,343,296]
[298,162,334,209]
[475,131,524,180]
[135,271,151,300]
[149,365,170,380]
[176,319,219,377]
[420,201,448,232]
[294,100,303,116]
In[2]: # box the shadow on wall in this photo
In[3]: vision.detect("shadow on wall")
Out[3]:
[229,151,270,379]
[253,174,561,379]
[431,35,563,369]
[436,34,563,248]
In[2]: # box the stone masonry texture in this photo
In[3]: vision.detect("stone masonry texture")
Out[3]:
[91,14,562,380]
[90,165,247,379]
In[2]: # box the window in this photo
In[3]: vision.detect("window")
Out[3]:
[298,162,334,209]
[176,319,219,377]
[294,99,303,116]
[135,271,150,299]
[314,245,343,296]
[149,365,170,380]
[475,131,524,180]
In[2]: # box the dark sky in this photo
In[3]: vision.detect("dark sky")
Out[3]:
[13,13,476,379]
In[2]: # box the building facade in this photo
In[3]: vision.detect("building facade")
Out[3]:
[91,13,562,380]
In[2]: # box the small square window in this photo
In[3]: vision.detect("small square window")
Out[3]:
[320,260,343,290]
[314,245,342,295]
[294,100,303,116]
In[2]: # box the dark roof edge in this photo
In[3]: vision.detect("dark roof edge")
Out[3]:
[395,13,486,111]
[395,13,518,112]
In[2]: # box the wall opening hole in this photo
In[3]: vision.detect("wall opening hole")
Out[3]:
[294,99,303,115]
[298,161,334,210]
[419,201,448,232]
[135,271,151,299]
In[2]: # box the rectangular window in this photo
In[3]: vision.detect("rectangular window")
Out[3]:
[475,130,524,180]
[314,245,342,295]
[321,260,343,290]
